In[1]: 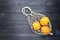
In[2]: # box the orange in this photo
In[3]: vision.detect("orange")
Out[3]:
[41,26,50,35]
[40,16,50,25]
[32,21,41,30]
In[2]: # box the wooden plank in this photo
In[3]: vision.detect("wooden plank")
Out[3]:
[0,0,60,40]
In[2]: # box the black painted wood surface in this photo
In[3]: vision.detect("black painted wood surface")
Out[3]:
[0,0,60,40]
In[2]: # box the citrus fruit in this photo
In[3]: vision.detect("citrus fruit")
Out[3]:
[41,26,50,35]
[40,16,50,25]
[32,21,41,30]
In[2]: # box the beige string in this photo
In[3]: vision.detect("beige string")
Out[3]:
[22,6,53,35]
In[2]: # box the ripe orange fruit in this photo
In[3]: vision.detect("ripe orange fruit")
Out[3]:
[41,26,50,35]
[40,16,50,25]
[32,21,41,30]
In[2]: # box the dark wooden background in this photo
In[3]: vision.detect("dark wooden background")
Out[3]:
[0,0,60,40]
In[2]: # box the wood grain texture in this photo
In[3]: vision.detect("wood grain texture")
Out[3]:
[0,0,60,40]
